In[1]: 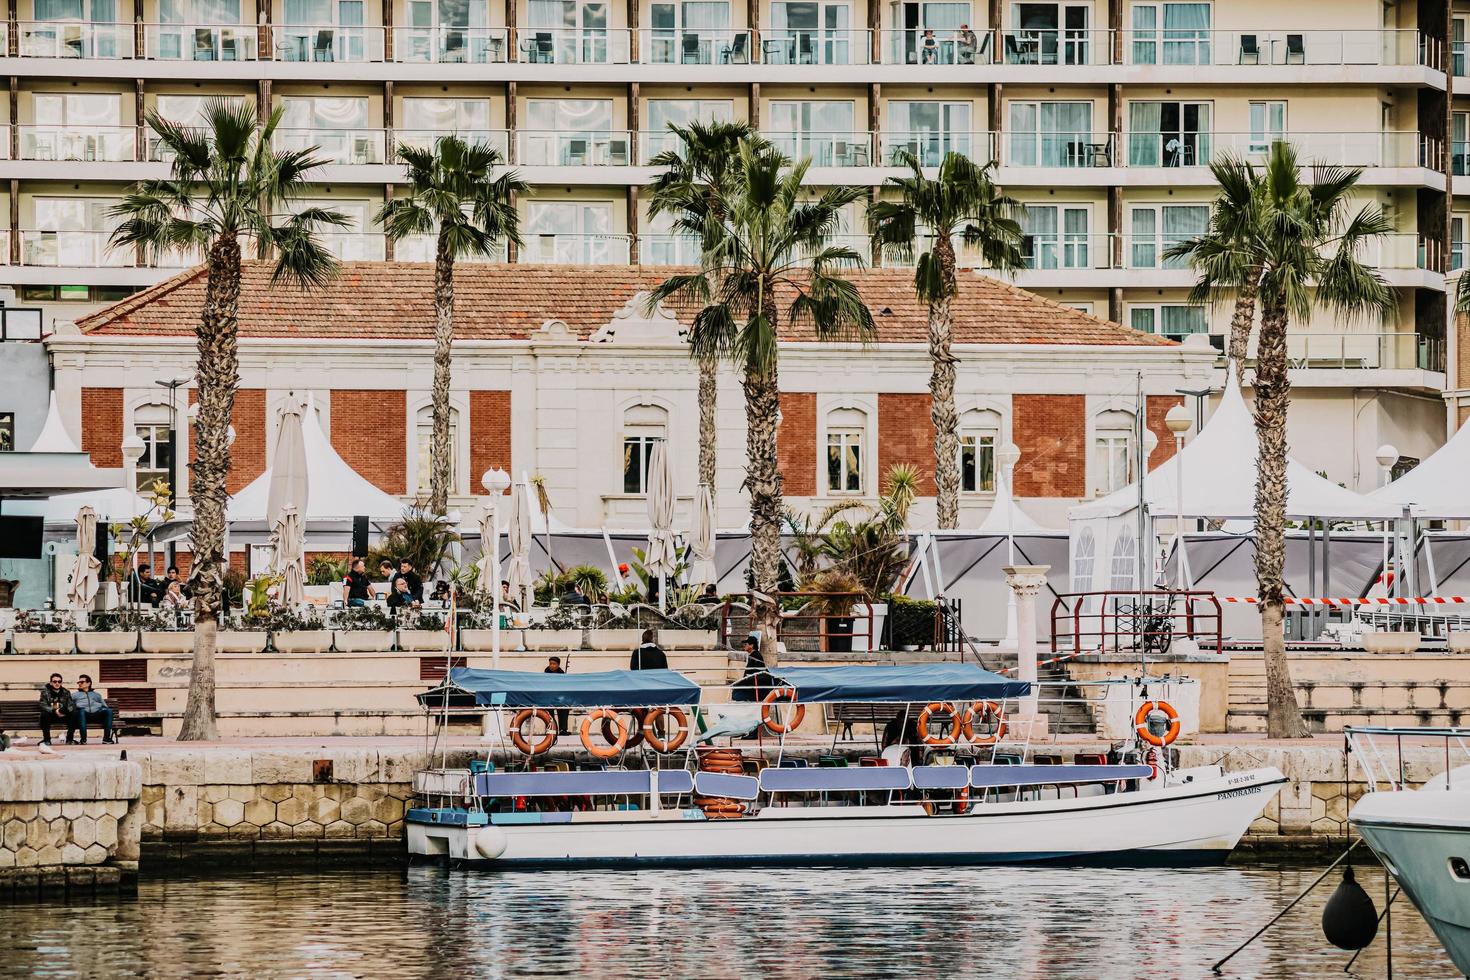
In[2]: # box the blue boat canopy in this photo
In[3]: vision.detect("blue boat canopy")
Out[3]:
[442,667,702,708]
[766,664,1031,703]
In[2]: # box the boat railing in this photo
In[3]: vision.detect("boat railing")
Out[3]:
[1050,589,1223,658]
[1345,725,1470,792]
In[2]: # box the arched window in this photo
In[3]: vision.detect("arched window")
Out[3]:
[825,407,866,493]
[415,405,459,494]
[133,403,173,491]
[623,404,667,494]
[1109,525,1137,591]
[1094,409,1135,495]
[1072,527,1096,592]
[958,408,1001,493]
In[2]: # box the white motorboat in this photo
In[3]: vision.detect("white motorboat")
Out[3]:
[409,664,1286,868]
[1348,726,1470,977]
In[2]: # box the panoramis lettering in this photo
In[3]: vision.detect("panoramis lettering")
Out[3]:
[158,665,192,679]
[1216,786,1262,801]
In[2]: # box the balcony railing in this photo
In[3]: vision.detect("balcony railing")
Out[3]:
[638,28,752,64]
[18,125,136,162]
[143,23,258,60]
[274,128,386,165]
[394,235,506,261]
[393,26,508,63]
[1001,132,1115,168]
[996,28,1110,66]
[517,130,633,166]
[392,129,510,157]
[17,21,133,58]
[514,28,631,64]
[20,230,132,268]
[879,131,994,166]
[521,233,630,264]
[639,233,702,265]
[759,29,871,65]
[766,131,873,166]
[1241,331,1446,372]
[318,232,386,261]
[273,25,385,62]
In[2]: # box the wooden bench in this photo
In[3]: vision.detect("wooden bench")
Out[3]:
[825,702,902,741]
[0,698,161,738]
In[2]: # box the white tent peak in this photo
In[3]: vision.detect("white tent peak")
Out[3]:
[977,471,1052,534]
[227,395,404,523]
[1369,420,1470,518]
[28,393,82,454]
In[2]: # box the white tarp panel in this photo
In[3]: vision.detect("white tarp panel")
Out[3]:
[1370,423,1470,518]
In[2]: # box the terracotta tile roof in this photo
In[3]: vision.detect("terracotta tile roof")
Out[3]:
[76,261,1174,347]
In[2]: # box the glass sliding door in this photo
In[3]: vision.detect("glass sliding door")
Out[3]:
[769,100,861,166]
[1127,100,1210,167]
[525,201,618,263]
[1008,100,1094,166]
[887,100,971,165]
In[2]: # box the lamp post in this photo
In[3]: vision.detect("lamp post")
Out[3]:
[997,441,1022,647]
[481,466,512,669]
[153,374,192,507]
[1375,444,1399,598]
[1164,404,1192,590]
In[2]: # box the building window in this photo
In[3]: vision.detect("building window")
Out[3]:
[0,412,14,451]
[1021,204,1090,269]
[278,96,377,163]
[415,405,459,494]
[523,98,619,165]
[1007,100,1093,167]
[1094,411,1134,495]
[1109,526,1137,589]
[824,407,866,494]
[622,405,667,494]
[769,100,858,166]
[133,404,174,491]
[1130,304,1207,340]
[1072,526,1096,590]
[959,430,995,492]
[525,201,618,264]
[645,99,733,158]
[1128,204,1208,269]
[1129,3,1210,66]
[1127,100,1211,167]
[886,101,972,165]
[1453,215,1466,272]
[1248,101,1286,156]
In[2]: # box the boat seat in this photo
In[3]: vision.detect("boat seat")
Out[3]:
[969,764,1153,789]
[475,769,693,797]
[1073,753,1108,766]
[758,767,912,793]
[693,771,760,800]
[912,765,969,790]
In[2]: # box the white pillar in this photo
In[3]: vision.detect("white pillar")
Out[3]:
[1003,563,1050,738]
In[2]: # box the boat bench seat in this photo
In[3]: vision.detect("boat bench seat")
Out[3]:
[969,764,1152,789]
[474,769,695,798]
[758,767,912,793]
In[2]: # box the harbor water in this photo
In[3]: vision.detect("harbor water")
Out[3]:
[0,861,1457,978]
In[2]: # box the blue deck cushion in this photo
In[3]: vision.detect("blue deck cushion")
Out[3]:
[767,663,1031,703]
[476,769,692,797]
[911,765,970,791]
[758,766,912,793]
[969,764,1153,789]
[407,807,489,827]
[692,772,760,800]
[439,667,702,708]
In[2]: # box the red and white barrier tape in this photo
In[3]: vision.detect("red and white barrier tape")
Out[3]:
[999,649,1090,675]
[1218,596,1470,607]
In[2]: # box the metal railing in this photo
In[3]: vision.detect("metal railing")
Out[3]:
[996,28,1110,66]
[143,23,259,60]
[1001,132,1115,168]
[1050,590,1223,657]
[394,235,505,262]
[639,234,702,266]
[392,129,510,157]
[766,131,873,166]
[17,20,133,58]
[273,24,385,62]
[638,28,752,64]
[513,28,631,64]
[1238,331,1446,372]
[719,592,877,654]
[273,128,386,164]
[17,125,136,162]
[878,131,993,166]
[758,28,871,65]
[317,232,386,261]
[521,233,631,265]
[392,26,508,63]
[20,230,131,268]
[517,130,633,166]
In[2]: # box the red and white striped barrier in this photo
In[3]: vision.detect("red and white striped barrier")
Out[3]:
[1218,596,1470,607]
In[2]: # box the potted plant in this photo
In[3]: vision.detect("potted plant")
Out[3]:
[75,609,140,654]
[269,607,331,654]
[461,595,520,652]
[887,594,938,651]
[332,603,398,652]
[800,568,865,654]
[11,611,77,654]
[522,604,584,651]
[397,609,451,651]
[137,607,196,653]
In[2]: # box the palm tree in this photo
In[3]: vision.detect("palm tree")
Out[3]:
[650,140,876,655]
[647,119,757,507]
[110,99,347,741]
[1165,156,1267,374]
[378,136,525,515]
[1186,142,1393,739]
[868,151,1025,529]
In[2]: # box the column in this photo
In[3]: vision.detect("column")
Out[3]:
[382,0,394,61]
[134,81,146,162]
[1003,563,1050,738]
[626,185,639,265]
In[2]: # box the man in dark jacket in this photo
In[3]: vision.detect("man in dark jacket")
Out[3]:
[630,629,669,670]
[37,673,72,748]
[394,559,424,603]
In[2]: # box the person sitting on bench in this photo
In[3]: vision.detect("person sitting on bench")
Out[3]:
[69,674,114,745]
[38,673,72,748]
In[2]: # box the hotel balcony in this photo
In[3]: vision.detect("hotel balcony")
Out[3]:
[520,233,630,265]
[1225,330,1447,391]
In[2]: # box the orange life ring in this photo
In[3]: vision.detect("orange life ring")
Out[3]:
[580,707,627,758]
[1134,700,1181,747]
[601,709,646,750]
[643,707,690,753]
[760,688,806,735]
[509,708,556,755]
[960,701,1007,745]
[916,701,959,746]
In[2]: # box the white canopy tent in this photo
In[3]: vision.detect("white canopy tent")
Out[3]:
[1369,420,1470,519]
[1067,376,1399,595]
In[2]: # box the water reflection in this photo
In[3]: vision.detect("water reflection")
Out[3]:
[0,862,1454,978]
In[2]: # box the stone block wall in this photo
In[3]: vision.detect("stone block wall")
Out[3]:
[0,759,143,896]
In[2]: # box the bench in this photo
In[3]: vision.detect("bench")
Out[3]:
[0,697,160,738]
[825,702,902,741]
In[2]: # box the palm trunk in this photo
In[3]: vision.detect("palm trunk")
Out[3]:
[745,283,782,662]
[1253,294,1310,739]
[929,238,960,530]
[1226,266,1262,375]
[698,350,718,504]
[178,232,241,742]
[429,229,454,515]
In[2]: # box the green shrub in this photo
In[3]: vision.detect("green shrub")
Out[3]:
[885,593,937,649]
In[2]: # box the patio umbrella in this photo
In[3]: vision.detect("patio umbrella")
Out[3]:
[645,440,678,610]
[477,504,501,594]
[67,505,102,613]
[507,481,533,610]
[266,396,308,533]
[689,482,716,587]
[272,504,306,607]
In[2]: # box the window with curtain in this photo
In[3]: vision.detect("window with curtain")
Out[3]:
[402,97,491,132]
[889,101,971,165]
[134,404,174,491]
[280,96,370,129]
[526,201,615,263]
[646,99,732,157]
[1248,101,1286,156]
[1129,2,1210,64]
[526,98,613,132]
[35,92,121,125]
[1129,204,1206,268]
[415,405,459,493]
[1008,101,1091,166]
[1453,215,1466,271]
[826,427,864,493]
[1020,204,1088,269]
[622,405,667,494]
[1456,112,1470,177]
[1130,304,1206,339]
[1128,100,1210,167]
[958,410,999,492]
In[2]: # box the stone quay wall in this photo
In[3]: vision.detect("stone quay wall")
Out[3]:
[0,758,143,899]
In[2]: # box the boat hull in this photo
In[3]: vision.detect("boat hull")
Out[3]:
[409,766,1285,869]
[1352,791,1470,977]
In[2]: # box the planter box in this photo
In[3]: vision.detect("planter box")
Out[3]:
[217,630,269,653]
[12,632,77,655]
[140,631,195,654]
[462,628,523,652]
[75,631,139,654]
[1449,632,1470,654]
[522,629,582,651]
[1361,631,1421,655]
[332,630,397,653]
[658,629,718,650]
[587,629,642,651]
[271,630,333,654]
[397,629,450,652]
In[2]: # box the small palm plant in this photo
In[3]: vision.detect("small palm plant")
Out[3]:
[110,98,346,741]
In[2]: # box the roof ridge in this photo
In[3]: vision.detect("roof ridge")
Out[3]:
[75,263,210,334]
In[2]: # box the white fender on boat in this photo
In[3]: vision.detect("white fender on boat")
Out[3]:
[473,825,508,860]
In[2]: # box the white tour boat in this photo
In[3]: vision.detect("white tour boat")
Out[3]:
[409,664,1286,868]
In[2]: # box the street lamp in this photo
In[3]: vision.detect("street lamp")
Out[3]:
[480,467,512,670]
[1165,404,1192,589]
[1375,444,1399,598]
[997,442,1022,647]
[154,374,192,507]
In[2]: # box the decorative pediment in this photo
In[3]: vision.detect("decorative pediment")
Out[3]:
[534,318,577,342]
[590,291,687,345]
